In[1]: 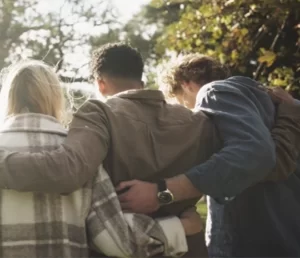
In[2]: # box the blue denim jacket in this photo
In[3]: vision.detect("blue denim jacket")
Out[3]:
[186,76,277,257]
[187,76,300,257]
[186,76,276,201]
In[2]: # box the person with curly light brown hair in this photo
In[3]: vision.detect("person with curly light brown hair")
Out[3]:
[156,53,300,257]
[119,53,300,257]
[159,54,230,108]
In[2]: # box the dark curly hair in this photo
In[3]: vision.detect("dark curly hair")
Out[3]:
[160,54,231,98]
[91,42,144,81]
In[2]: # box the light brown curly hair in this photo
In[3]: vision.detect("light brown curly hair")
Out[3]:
[160,54,231,98]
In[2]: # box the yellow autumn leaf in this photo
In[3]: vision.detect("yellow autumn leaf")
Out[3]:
[222,41,229,48]
[219,53,226,64]
[231,49,238,60]
[207,49,215,56]
[241,28,248,36]
[273,78,286,86]
[258,50,277,67]
[195,39,202,46]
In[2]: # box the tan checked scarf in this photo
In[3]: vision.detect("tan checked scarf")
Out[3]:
[0,113,187,258]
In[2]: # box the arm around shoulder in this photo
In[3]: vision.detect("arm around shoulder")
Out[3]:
[0,100,110,193]
[185,82,276,200]
[265,103,300,181]
[88,166,188,258]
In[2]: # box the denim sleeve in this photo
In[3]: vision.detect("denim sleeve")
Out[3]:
[186,84,276,202]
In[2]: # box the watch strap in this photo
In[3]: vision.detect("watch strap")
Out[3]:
[157,179,167,192]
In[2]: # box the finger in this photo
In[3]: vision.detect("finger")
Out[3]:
[116,180,137,191]
[120,201,133,211]
[118,188,137,202]
[180,207,197,218]
[268,92,281,104]
[118,192,129,202]
[272,87,292,99]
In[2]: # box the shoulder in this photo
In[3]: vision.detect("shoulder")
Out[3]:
[75,99,112,121]
[0,114,66,151]
[199,76,258,95]
[196,76,262,105]
[79,99,111,113]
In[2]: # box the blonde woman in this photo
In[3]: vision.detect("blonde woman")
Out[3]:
[0,60,198,258]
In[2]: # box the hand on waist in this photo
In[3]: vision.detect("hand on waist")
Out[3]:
[180,207,204,236]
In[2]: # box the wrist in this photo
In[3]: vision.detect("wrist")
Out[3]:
[180,218,200,236]
[156,179,174,205]
[166,175,202,202]
[180,216,203,236]
[180,218,189,235]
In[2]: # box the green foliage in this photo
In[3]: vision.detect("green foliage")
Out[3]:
[90,5,166,89]
[149,0,300,97]
[197,200,207,227]
[90,5,162,65]
[0,0,115,79]
[3,0,299,97]
[89,2,185,89]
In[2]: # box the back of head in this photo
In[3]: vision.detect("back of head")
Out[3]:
[160,53,231,98]
[91,42,144,94]
[0,60,64,121]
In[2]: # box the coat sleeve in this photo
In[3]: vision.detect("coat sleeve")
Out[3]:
[87,166,188,258]
[265,102,300,181]
[185,82,276,202]
[0,100,110,193]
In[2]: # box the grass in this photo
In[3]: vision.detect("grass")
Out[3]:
[196,200,207,227]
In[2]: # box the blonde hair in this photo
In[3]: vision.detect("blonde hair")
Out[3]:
[0,60,64,121]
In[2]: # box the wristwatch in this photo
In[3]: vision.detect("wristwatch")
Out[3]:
[157,179,174,205]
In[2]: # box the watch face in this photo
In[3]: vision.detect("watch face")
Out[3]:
[158,191,173,204]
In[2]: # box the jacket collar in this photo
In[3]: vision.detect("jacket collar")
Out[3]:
[111,89,166,102]
[0,113,67,136]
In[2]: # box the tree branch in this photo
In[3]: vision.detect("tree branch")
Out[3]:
[254,12,290,80]
[60,75,89,83]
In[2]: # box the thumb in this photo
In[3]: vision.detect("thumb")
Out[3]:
[116,180,137,191]
[180,207,197,218]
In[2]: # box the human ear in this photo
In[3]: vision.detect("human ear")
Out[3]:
[97,79,107,95]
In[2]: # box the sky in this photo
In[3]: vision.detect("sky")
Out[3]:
[113,0,150,22]
[37,0,150,23]
[73,0,150,91]
[32,0,151,92]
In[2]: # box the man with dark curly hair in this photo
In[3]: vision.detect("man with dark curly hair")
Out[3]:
[90,43,145,95]
[0,44,300,257]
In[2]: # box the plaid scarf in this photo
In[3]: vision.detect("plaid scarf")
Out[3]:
[0,113,187,258]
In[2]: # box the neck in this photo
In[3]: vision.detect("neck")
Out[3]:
[106,78,143,96]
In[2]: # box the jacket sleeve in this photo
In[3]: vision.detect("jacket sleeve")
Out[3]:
[0,100,110,193]
[185,83,276,202]
[87,166,187,258]
[265,102,300,181]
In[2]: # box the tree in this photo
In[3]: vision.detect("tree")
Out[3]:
[0,0,116,82]
[89,2,183,89]
[148,0,300,97]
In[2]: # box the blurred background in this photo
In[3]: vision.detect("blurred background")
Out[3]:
[1,0,299,109]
